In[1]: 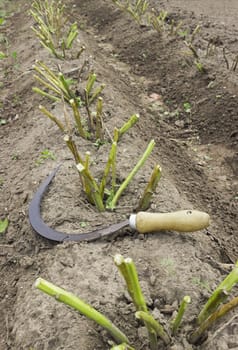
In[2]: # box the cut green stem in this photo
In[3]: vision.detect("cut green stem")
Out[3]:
[114,254,158,350]
[64,135,84,164]
[76,163,105,211]
[118,114,139,139]
[108,140,155,209]
[69,98,87,138]
[35,278,129,344]
[171,295,191,334]
[137,164,161,211]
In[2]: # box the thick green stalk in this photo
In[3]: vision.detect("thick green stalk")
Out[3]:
[35,278,129,344]
[125,258,147,311]
[66,22,78,49]
[136,311,170,345]
[69,99,87,138]
[171,295,191,334]
[108,140,155,209]
[86,73,97,97]
[137,164,161,211]
[114,255,158,350]
[34,74,61,96]
[58,72,75,101]
[76,163,105,211]
[100,141,117,199]
[95,97,103,140]
[190,296,238,344]
[197,261,238,324]
[118,114,139,139]
[39,105,65,131]
[35,61,60,86]
[33,87,60,102]
[83,152,94,204]
[64,135,84,164]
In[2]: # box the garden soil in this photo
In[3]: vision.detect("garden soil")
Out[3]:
[0,0,238,349]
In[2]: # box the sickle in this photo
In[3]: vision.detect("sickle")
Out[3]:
[28,165,128,242]
[29,166,210,243]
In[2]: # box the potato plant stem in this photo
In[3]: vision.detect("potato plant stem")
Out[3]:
[171,295,191,334]
[190,296,238,344]
[108,140,155,209]
[35,278,129,345]
[137,164,161,211]
[197,261,238,324]
[136,311,170,345]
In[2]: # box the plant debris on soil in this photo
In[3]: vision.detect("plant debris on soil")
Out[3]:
[0,0,237,349]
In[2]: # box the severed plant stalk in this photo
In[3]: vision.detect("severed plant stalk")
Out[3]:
[137,164,161,211]
[35,278,129,345]
[190,296,238,344]
[107,139,155,209]
[118,114,139,140]
[197,260,238,325]
[114,254,161,350]
[34,63,105,140]
[30,0,80,59]
[171,295,191,334]
[76,163,105,211]
[33,60,81,105]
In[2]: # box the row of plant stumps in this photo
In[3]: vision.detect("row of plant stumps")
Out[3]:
[28,1,238,349]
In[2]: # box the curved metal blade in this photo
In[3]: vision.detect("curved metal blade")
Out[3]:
[28,165,128,242]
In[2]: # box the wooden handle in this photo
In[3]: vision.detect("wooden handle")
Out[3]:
[129,210,210,233]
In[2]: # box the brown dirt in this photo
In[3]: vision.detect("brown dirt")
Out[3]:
[0,0,237,349]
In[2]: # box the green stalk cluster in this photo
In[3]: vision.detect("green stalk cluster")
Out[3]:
[30,0,80,59]
[112,0,148,24]
[34,62,156,210]
[35,278,129,345]
[148,10,168,33]
[33,60,80,104]
[114,254,169,349]
[33,62,106,140]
